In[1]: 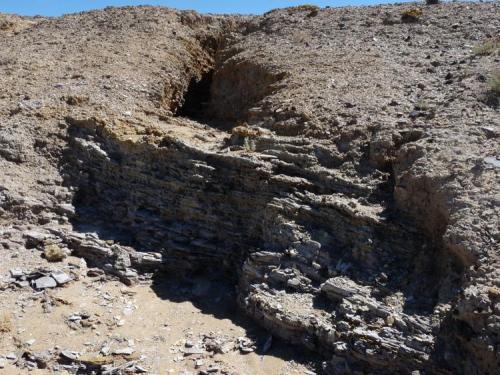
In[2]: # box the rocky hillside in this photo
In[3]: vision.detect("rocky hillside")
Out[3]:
[0,2,498,374]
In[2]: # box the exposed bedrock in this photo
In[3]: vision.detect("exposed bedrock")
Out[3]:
[59,107,466,374]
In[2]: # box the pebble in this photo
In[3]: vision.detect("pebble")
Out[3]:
[0,358,4,368]
[112,347,135,355]
[6,353,17,360]
[237,337,255,353]
[100,346,111,355]
[68,314,82,321]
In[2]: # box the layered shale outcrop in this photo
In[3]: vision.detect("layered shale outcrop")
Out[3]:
[0,3,498,374]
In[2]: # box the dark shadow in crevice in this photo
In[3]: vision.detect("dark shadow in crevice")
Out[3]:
[176,70,214,120]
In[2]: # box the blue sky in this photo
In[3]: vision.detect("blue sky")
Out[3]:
[0,1,413,16]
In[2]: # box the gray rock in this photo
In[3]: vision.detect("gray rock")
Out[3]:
[9,268,24,279]
[34,276,57,289]
[68,314,82,322]
[60,350,79,361]
[23,230,48,247]
[484,156,500,169]
[112,347,134,355]
[100,346,111,355]
[32,351,52,368]
[237,337,256,353]
[57,203,75,216]
[321,277,371,299]
[51,270,72,285]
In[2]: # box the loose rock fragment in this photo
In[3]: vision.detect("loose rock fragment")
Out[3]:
[60,350,80,361]
[112,347,135,356]
[9,268,24,279]
[34,276,57,289]
[51,270,72,285]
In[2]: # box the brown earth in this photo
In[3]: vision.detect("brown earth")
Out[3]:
[0,2,499,374]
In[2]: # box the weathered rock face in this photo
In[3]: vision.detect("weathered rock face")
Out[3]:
[0,3,498,375]
[60,107,458,374]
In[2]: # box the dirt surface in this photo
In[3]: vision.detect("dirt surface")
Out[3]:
[0,2,499,374]
[0,252,314,374]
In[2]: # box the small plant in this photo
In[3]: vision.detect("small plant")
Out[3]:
[401,8,423,23]
[426,0,439,5]
[488,70,500,96]
[415,98,429,111]
[44,242,67,262]
[0,313,12,333]
[473,37,500,56]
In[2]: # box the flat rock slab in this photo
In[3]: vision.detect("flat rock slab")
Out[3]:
[60,351,80,361]
[51,270,72,285]
[112,347,135,355]
[34,276,57,289]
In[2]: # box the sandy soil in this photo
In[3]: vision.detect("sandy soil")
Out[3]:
[0,251,317,374]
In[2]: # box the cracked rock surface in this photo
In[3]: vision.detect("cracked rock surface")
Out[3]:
[0,3,499,374]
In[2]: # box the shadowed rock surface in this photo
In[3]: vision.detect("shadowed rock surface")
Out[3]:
[0,3,498,374]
